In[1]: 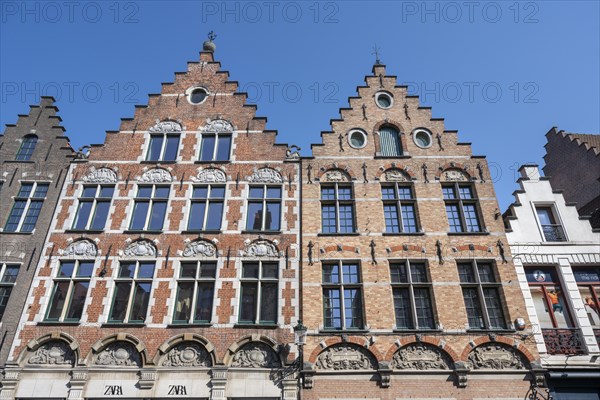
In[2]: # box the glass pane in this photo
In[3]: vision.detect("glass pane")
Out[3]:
[462,288,485,329]
[243,263,259,279]
[397,186,413,200]
[483,287,506,329]
[446,204,463,232]
[390,264,408,283]
[260,283,278,323]
[536,207,555,225]
[180,263,197,278]
[65,281,89,320]
[73,201,93,230]
[195,282,214,322]
[266,187,281,199]
[530,286,554,329]
[109,282,131,322]
[323,264,340,284]
[249,187,264,198]
[216,135,231,161]
[137,262,155,278]
[323,288,341,328]
[21,200,43,232]
[383,204,400,233]
[344,288,363,328]
[193,187,209,198]
[4,200,26,232]
[99,186,114,198]
[580,286,600,328]
[477,263,496,283]
[393,288,413,329]
[262,263,278,279]
[33,184,49,198]
[410,263,428,283]
[0,287,13,320]
[58,261,76,278]
[463,204,481,232]
[148,201,167,230]
[205,202,223,230]
[458,186,473,199]
[82,187,97,198]
[46,282,70,320]
[442,186,455,200]
[548,286,574,328]
[147,135,163,161]
[137,186,152,198]
[337,186,352,200]
[163,135,180,161]
[200,135,216,161]
[130,201,149,230]
[379,127,402,156]
[321,205,336,233]
[200,262,217,278]
[414,288,435,329]
[321,187,335,200]
[458,264,475,283]
[381,186,396,200]
[154,186,170,198]
[246,202,263,231]
[265,202,280,230]
[573,268,600,283]
[77,262,94,277]
[401,204,417,233]
[118,263,136,278]
[90,201,111,230]
[1,266,19,283]
[210,186,225,198]
[173,282,194,322]
[240,283,257,322]
[188,202,207,230]
[342,263,360,283]
[130,282,152,322]
[338,205,355,233]
[17,183,34,197]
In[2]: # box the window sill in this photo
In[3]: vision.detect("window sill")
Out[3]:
[447,231,489,236]
[465,328,516,333]
[234,323,279,329]
[0,231,33,235]
[317,232,360,237]
[123,230,163,234]
[64,229,105,234]
[241,230,282,235]
[37,321,80,326]
[140,160,177,164]
[3,160,36,164]
[393,328,442,333]
[182,229,222,235]
[101,323,146,328]
[382,232,425,236]
[374,155,411,159]
[194,160,231,164]
[167,323,212,328]
[319,328,369,334]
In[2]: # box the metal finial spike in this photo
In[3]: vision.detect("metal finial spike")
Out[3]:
[208,31,217,41]
[372,44,381,65]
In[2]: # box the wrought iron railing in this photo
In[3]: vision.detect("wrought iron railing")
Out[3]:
[542,328,586,355]
[541,224,567,242]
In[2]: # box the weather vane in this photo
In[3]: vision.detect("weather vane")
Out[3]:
[372,44,381,65]
[208,31,217,41]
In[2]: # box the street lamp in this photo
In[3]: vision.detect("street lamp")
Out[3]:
[294,320,308,384]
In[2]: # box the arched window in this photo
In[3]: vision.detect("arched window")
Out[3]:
[16,135,38,161]
[379,126,402,156]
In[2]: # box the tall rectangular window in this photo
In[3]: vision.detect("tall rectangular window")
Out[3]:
[199,134,231,162]
[72,185,114,231]
[390,261,435,329]
[0,264,19,321]
[173,261,216,324]
[442,183,482,233]
[382,184,419,233]
[573,267,600,329]
[4,182,49,233]
[129,185,169,231]
[246,186,281,232]
[15,135,38,161]
[146,133,180,161]
[45,261,94,322]
[322,261,363,330]
[458,261,506,329]
[535,206,567,242]
[109,261,155,323]
[321,184,355,234]
[239,261,279,324]
[188,185,225,231]
[525,267,575,329]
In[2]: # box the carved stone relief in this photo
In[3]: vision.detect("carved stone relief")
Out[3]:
[467,343,527,370]
[27,340,75,366]
[82,167,118,183]
[123,240,157,257]
[230,342,281,368]
[139,168,172,183]
[248,168,283,184]
[315,344,376,371]
[200,119,234,133]
[94,342,142,367]
[162,343,212,367]
[193,168,226,183]
[391,343,453,370]
[442,169,468,182]
[149,121,182,134]
[182,240,217,257]
[60,239,97,257]
[384,168,410,182]
[243,240,279,257]
[323,169,349,182]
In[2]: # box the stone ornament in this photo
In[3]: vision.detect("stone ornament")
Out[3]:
[384,168,410,182]
[149,121,182,134]
[248,167,283,184]
[200,119,234,133]
[182,240,217,257]
[59,239,97,257]
[95,342,142,367]
[315,344,376,371]
[323,169,350,182]
[243,239,279,257]
[27,340,75,367]
[230,342,281,368]
[193,168,226,183]
[467,343,527,370]
[442,169,468,182]
[123,240,157,257]
[162,343,212,367]
[391,343,453,370]
[138,168,172,183]
[82,167,118,183]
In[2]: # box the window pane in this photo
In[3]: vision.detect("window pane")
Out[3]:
[462,288,484,329]
[82,187,97,198]
[180,263,197,278]
[118,263,136,278]
[163,135,180,161]
[138,262,155,278]
[65,281,89,320]
[174,282,194,322]
[410,263,428,283]
[73,201,93,230]
[77,262,94,277]
[21,200,43,232]
[530,286,553,328]
[321,205,336,233]
[397,187,413,200]
[265,202,280,230]
[246,202,263,231]
[260,283,278,323]
[458,264,475,283]
[1,266,19,283]
[463,204,481,232]
[130,282,152,322]
[200,262,217,278]
[321,187,335,200]
[33,184,49,198]
[58,261,75,278]
[401,204,417,233]
[4,200,26,232]
[323,264,340,284]
[188,202,207,230]
[99,186,114,198]
[338,186,352,200]
[458,186,473,199]
[130,201,149,230]
[137,186,152,198]
[338,205,355,233]
[17,183,34,197]
[154,187,170,198]
[483,287,506,329]
[206,202,223,230]
[195,282,214,322]
[579,286,600,328]
[210,186,225,198]
[16,136,37,161]
[548,286,574,328]
[414,288,435,329]
[148,201,167,230]
[442,186,456,200]
[200,135,216,161]
[193,187,209,198]
[323,288,341,328]
[0,287,13,320]
[393,288,413,329]
[90,201,111,230]
[379,127,402,156]
[249,187,264,198]
[147,135,163,161]
[445,204,463,232]
[109,282,131,322]
[381,186,396,200]
[216,135,231,161]
[383,204,400,233]
[536,207,555,225]
[267,187,281,199]
[262,263,278,279]
[242,263,259,279]
[342,264,360,284]
[46,282,70,320]
[240,283,257,322]
[390,264,408,283]
[344,288,363,328]
[477,263,496,283]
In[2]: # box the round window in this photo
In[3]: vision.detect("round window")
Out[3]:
[189,88,208,104]
[413,128,432,148]
[375,92,393,109]
[348,130,367,149]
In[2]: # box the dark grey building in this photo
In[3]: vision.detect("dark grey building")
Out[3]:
[0,97,74,368]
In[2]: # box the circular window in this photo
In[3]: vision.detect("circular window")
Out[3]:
[348,130,367,149]
[188,87,209,104]
[413,128,433,148]
[375,92,393,109]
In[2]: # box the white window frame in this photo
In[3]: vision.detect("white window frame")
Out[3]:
[108,261,156,324]
[45,260,94,322]
[129,185,170,231]
[72,184,115,231]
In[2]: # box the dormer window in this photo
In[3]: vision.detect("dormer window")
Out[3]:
[16,134,38,161]
[535,206,566,242]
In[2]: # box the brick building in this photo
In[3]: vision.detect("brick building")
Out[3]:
[1,39,301,399]
[298,61,542,399]
[504,165,600,399]
[0,97,75,369]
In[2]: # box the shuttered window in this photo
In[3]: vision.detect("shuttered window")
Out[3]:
[379,126,402,156]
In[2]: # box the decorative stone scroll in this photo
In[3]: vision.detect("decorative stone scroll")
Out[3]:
[383,168,410,182]
[94,342,142,367]
[248,168,283,184]
[315,344,376,371]
[149,121,182,134]
[82,167,118,183]
[162,343,212,367]
[27,340,75,367]
[467,343,527,370]
[391,343,453,370]
[230,342,281,368]
[59,239,98,257]
[323,169,350,182]
[123,240,157,257]
[243,239,279,257]
[182,240,217,258]
[200,119,234,134]
[193,168,226,183]
[138,168,172,183]
[441,169,469,182]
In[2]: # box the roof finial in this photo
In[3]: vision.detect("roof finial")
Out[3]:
[372,44,382,65]
[203,31,217,53]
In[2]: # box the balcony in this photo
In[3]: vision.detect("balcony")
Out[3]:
[541,224,567,242]
[542,328,586,355]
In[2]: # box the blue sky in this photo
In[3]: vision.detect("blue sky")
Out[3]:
[1,1,599,210]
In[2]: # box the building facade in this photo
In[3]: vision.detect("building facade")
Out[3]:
[298,62,542,400]
[0,97,74,369]
[504,165,600,399]
[1,42,301,399]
